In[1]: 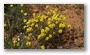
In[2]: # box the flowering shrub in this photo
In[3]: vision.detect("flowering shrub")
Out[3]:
[23,8,71,49]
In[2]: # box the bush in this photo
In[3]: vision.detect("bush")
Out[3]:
[23,8,71,49]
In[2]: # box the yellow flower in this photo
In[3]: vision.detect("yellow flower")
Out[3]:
[35,19,38,22]
[35,24,38,27]
[31,19,35,23]
[33,13,36,18]
[45,27,50,33]
[58,29,62,33]
[38,33,46,39]
[17,42,19,46]
[45,37,49,40]
[53,32,56,34]
[57,18,61,21]
[46,5,49,9]
[26,20,31,25]
[40,33,46,37]
[27,36,30,40]
[21,10,24,13]
[41,29,45,33]
[41,15,47,19]
[26,22,30,25]
[24,13,27,16]
[47,21,51,25]
[28,33,32,36]
[23,26,27,29]
[37,15,40,18]
[68,24,71,28]
[13,39,17,44]
[10,4,13,7]
[48,24,55,28]
[60,15,66,20]
[52,10,56,14]
[38,35,41,39]
[40,18,44,22]
[4,24,6,27]
[52,17,57,20]
[26,41,31,47]
[20,4,24,7]
[29,27,33,31]
[55,8,58,11]
[48,18,52,21]
[31,23,34,27]
[33,13,35,16]
[49,34,52,38]
[52,23,55,27]
[63,16,66,20]
[41,45,45,49]
[59,23,65,28]
[55,21,58,24]
[23,19,27,23]
[45,27,50,30]
[47,11,50,15]
[50,10,53,12]
[28,20,31,23]
[27,27,33,32]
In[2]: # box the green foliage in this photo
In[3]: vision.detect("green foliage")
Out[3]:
[4,4,28,48]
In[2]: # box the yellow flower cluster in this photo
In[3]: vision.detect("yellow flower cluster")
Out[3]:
[41,45,45,49]
[4,24,6,27]
[45,34,52,40]
[24,19,27,23]
[58,29,62,33]
[12,38,21,47]
[68,24,71,28]
[12,39,19,47]
[48,23,55,28]
[35,24,38,27]
[17,42,20,46]
[24,12,27,16]
[45,27,50,33]
[20,4,24,7]
[10,4,13,7]
[26,41,31,47]
[21,10,24,13]
[27,36,30,40]
[59,23,66,28]
[26,27,33,32]
[53,32,56,34]
[38,33,46,39]
[46,5,49,9]
[41,29,45,33]
[23,8,71,48]
[13,39,17,44]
